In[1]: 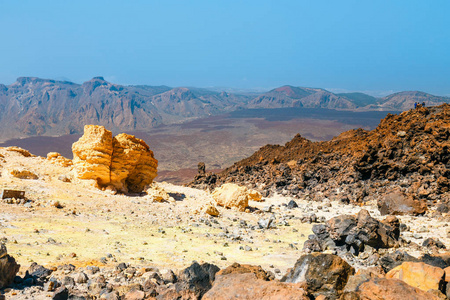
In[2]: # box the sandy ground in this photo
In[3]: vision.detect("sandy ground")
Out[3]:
[0,146,449,281]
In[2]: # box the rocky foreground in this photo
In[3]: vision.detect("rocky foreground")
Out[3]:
[1,109,450,298]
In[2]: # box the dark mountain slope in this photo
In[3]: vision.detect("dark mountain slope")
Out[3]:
[190,104,450,208]
[337,92,377,107]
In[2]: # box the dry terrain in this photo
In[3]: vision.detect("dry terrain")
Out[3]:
[0,108,393,184]
[0,146,448,278]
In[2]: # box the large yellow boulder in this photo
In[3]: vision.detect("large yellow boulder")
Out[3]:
[212,183,255,212]
[72,125,158,192]
[111,133,158,193]
[72,125,113,186]
[386,262,445,292]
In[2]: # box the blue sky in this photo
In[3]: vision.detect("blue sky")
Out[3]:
[0,0,449,96]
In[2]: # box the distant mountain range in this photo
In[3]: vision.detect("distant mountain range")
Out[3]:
[0,76,449,141]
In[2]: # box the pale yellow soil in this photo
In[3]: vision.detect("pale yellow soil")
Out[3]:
[1,146,449,280]
[0,147,312,276]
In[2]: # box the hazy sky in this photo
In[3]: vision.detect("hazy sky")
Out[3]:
[1,1,449,96]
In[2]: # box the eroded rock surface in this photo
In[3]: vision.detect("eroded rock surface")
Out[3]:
[342,277,443,300]
[110,133,158,193]
[216,262,274,281]
[203,273,309,300]
[386,261,445,292]
[72,125,157,192]
[211,183,251,212]
[46,152,72,167]
[378,190,427,216]
[10,169,38,180]
[282,253,355,298]
[72,125,113,186]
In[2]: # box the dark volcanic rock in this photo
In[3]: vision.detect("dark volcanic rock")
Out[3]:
[327,215,357,242]
[419,253,450,269]
[0,245,20,288]
[379,251,420,272]
[158,262,220,299]
[188,163,218,190]
[197,162,206,175]
[281,253,354,299]
[379,251,450,274]
[190,104,450,214]
[286,199,298,209]
[437,202,450,214]
[302,237,323,253]
[304,210,400,255]
[25,262,53,285]
[355,209,400,249]
[423,238,446,249]
[52,286,69,300]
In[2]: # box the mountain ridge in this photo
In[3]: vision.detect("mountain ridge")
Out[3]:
[0,76,449,141]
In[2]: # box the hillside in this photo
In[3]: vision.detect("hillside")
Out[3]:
[337,92,378,107]
[190,104,450,208]
[248,85,357,109]
[378,91,450,111]
[0,77,248,141]
[0,77,449,142]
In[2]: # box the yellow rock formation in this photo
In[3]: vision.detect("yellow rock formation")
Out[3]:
[248,189,263,202]
[47,152,73,167]
[72,125,113,187]
[72,125,158,192]
[5,147,34,157]
[203,204,220,216]
[146,184,171,202]
[386,262,445,292]
[10,169,38,179]
[111,133,158,193]
[212,183,253,212]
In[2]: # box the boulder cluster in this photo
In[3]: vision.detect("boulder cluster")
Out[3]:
[2,247,450,299]
[190,104,450,212]
[304,209,400,256]
[72,125,158,193]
